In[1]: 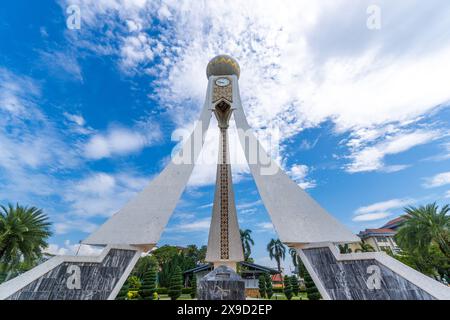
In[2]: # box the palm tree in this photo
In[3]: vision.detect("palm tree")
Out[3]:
[338,243,352,254]
[289,248,299,268]
[0,204,52,271]
[396,203,450,259]
[355,240,375,253]
[240,229,254,261]
[267,238,285,272]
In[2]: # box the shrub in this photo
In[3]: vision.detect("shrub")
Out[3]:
[304,272,321,300]
[127,290,139,300]
[290,276,299,296]
[156,287,168,294]
[283,275,293,300]
[258,275,266,298]
[116,281,129,300]
[181,287,192,294]
[190,279,197,299]
[168,267,183,300]
[139,266,157,300]
[265,273,273,299]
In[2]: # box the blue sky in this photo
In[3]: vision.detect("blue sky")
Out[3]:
[1,0,450,272]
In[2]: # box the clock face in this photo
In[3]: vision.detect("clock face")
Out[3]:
[215,77,230,87]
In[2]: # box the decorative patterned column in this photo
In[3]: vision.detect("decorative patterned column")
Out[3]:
[205,97,244,270]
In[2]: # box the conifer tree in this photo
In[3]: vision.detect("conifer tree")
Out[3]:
[283,275,293,300]
[258,274,266,298]
[116,281,129,300]
[190,277,197,299]
[265,273,273,299]
[304,271,321,300]
[290,275,299,296]
[168,266,183,300]
[139,266,157,300]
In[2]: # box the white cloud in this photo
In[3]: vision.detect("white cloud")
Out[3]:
[64,112,85,126]
[0,69,81,203]
[355,198,412,215]
[165,217,211,233]
[423,171,450,188]
[38,50,83,82]
[64,172,150,217]
[353,212,391,222]
[237,200,262,210]
[61,0,450,174]
[84,125,161,159]
[445,190,450,199]
[287,164,316,189]
[353,198,413,222]
[346,129,440,173]
[255,221,275,233]
[44,240,103,256]
[54,219,98,235]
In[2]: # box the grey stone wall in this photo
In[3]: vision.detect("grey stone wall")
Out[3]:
[6,249,136,300]
[302,247,435,300]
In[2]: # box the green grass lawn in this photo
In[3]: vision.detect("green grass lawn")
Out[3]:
[157,294,193,300]
[267,292,308,300]
[156,292,308,300]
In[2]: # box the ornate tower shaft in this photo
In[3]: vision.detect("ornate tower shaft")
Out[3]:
[205,85,244,270]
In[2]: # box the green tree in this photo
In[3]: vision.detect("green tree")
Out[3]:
[289,248,299,269]
[396,203,450,259]
[240,229,255,261]
[267,238,286,272]
[304,271,321,300]
[168,266,183,300]
[355,241,375,253]
[0,204,52,273]
[132,255,158,280]
[258,274,266,298]
[128,275,141,291]
[338,243,352,254]
[190,277,197,299]
[290,275,299,296]
[116,281,130,300]
[283,275,293,300]
[265,273,273,299]
[391,243,449,279]
[139,266,157,300]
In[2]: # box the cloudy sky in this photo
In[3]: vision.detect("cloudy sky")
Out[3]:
[1,0,450,272]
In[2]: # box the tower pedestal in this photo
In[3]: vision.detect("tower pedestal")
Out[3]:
[198,265,245,300]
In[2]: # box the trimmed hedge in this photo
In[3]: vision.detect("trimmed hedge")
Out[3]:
[181,287,192,294]
[156,287,168,294]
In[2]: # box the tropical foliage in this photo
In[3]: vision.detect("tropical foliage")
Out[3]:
[396,203,449,259]
[393,203,450,280]
[267,238,286,272]
[240,229,254,261]
[338,243,352,254]
[355,241,375,253]
[0,204,52,277]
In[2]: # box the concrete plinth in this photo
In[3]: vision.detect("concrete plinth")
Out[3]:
[198,265,245,300]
